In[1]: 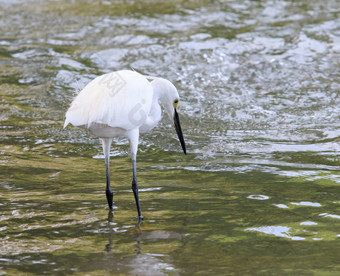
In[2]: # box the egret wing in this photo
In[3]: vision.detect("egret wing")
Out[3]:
[65,70,153,130]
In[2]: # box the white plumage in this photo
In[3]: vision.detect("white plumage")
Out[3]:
[64,70,186,220]
[64,70,153,133]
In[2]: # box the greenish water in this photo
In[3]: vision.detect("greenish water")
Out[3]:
[1,0,340,275]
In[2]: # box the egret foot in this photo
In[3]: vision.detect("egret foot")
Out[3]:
[137,216,143,228]
[132,178,142,219]
[106,189,113,210]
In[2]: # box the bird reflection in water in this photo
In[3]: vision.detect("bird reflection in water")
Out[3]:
[102,211,178,274]
[104,211,142,254]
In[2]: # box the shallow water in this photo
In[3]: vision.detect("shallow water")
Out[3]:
[1,0,340,275]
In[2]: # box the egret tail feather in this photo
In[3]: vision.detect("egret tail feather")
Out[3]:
[63,119,69,129]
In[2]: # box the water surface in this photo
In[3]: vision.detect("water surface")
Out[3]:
[1,0,340,275]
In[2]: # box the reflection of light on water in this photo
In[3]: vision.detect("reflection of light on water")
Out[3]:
[274,204,289,209]
[247,194,270,200]
[291,202,321,207]
[300,221,318,226]
[121,187,162,193]
[307,174,340,184]
[245,226,305,240]
[93,151,124,158]
[138,187,162,192]
[319,213,340,219]
[274,202,322,209]
[278,170,319,178]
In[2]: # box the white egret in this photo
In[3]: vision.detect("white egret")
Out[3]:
[64,70,186,219]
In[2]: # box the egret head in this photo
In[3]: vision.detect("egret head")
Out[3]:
[152,78,186,154]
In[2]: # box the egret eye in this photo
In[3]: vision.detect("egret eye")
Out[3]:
[173,99,179,108]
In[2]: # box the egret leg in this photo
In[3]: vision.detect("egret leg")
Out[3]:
[102,138,113,210]
[128,130,143,220]
[132,158,143,220]
[105,155,113,210]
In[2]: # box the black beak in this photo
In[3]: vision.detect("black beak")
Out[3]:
[174,108,186,154]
